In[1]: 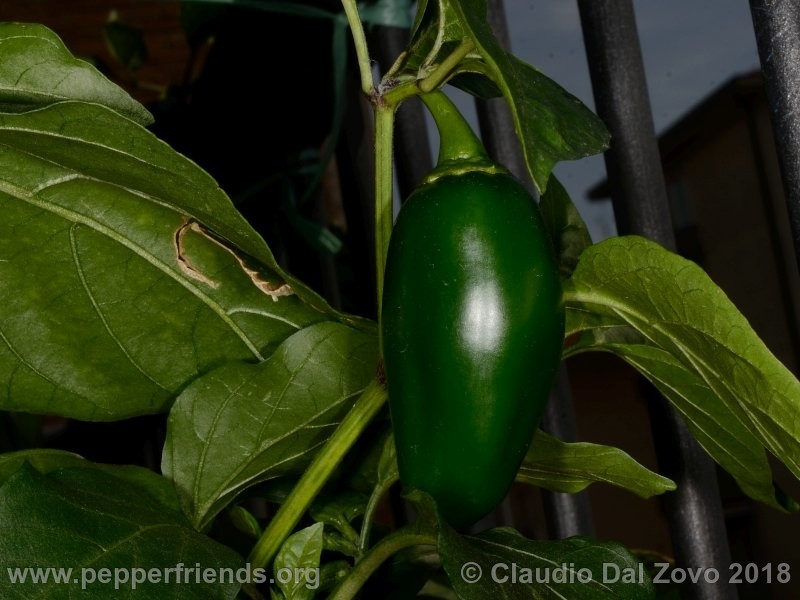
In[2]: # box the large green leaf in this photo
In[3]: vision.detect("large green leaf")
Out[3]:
[519,430,675,499]
[564,236,800,511]
[0,22,152,125]
[0,462,243,599]
[0,24,373,420]
[162,321,378,530]
[0,101,330,419]
[0,448,87,481]
[569,328,795,511]
[398,491,652,599]
[445,0,609,192]
[0,449,184,511]
[439,526,654,599]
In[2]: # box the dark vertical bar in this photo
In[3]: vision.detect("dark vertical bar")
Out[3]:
[539,370,595,538]
[478,0,595,538]
[475,0,533,189]
[749,0,800,270]
[577,2,737,599]
[577,0,674,247]
[372,27,434,198]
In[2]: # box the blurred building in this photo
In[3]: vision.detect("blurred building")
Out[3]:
[586,71,800,599]
[591,71,800,375]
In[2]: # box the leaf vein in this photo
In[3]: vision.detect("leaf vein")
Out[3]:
[69,223,168,391]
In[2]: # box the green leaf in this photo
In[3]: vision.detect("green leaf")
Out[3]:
[403,491,652,598]
[323,530,359,557]
[439,526,654,599]
[539,175,593,279]
[446,0,609,191]
[376,433,399,485]
[410,0,431,37]
[635,552,681,600]
[400,0,466,77]
[0,448,185,512]
[0,99,345,420]
[162,321,378,530]
[448,68,502,100]
[346,427,392,493]
[564,236,800,511]
[518,430,675,499]
[571,329,796,511]
[310,490,368,542]
[404,489,445,536]
[0,22,152,125]
[0,463,243,599]
[229,505,263,539]
[358,433,399,552]
[0,23,372,418]
[365,434,398,510]
[0,448,90,482]
[273,522,324,600]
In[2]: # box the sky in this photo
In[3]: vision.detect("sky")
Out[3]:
[467,0,762,240]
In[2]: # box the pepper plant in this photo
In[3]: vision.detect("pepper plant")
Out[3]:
[0,1,798,599]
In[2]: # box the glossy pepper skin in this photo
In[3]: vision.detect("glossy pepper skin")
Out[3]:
[381,169,564,529]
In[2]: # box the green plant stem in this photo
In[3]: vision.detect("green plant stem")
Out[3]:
[248,378,387,569]
[374,105,396,313]
[419,38,475,93]
[340,0,373,94]
[330,530,437,600]
[381,40,477,107]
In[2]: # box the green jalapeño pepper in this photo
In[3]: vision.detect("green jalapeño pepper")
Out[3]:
[381,92,564,528]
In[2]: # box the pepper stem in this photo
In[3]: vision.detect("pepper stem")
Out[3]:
[374,105,395,314]
[419,90,496,178]
[339,0,373,95]
[329,529,437,600]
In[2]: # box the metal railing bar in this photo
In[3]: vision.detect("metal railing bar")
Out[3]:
[749,0,800,272]
[475,0,533,187]
[576,1,737,598]
[540,369,596,538]
[577,0,674,248]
